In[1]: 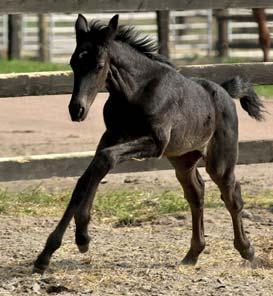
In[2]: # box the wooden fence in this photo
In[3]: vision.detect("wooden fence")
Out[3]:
[0,0,273,181]
[1,1,273,13]
[2,8,273,61]
[1,140,273,182]
[221,8,273,59]
[0,11,213,62]
[1,63,273,98]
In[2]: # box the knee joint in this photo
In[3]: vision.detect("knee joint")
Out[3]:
[97,149,115,170]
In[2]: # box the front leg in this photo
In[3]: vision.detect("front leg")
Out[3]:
[74,135,168,252]
[34,134,167,273]
[33,132,114,274]
[74,132,116,252]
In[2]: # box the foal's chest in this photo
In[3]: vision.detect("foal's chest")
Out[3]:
[103,97,150,137]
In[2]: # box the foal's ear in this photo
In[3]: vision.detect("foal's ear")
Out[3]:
[75,14,88,43]
[105,14,119,42]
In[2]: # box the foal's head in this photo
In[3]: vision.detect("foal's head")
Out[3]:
[69,14,119,121]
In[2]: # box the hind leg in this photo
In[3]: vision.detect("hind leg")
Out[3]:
[169,151,205,265]
[206,137,254,261]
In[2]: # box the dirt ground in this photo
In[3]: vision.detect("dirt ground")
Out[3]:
[0,94,272,157]
[0,163,273,296]
[0,95,273,295]
[0,205,273,295]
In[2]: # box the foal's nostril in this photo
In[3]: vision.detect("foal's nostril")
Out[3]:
[77,107,85,118]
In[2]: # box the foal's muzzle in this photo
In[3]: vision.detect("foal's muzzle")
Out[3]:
[69,103,86,122]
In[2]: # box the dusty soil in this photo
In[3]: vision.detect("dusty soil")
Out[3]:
[0,208,273,296]
[0,163,273,296]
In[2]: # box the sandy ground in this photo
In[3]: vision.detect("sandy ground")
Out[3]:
[0,95,273,295]
[0,163,273,295]
[0,208,273,296]
[0,94,272,157]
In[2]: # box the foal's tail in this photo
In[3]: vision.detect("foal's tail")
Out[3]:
[221,76,265,121]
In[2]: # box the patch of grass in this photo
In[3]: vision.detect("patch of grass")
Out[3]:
[254,85,273,98]
[94,190,190,224]
[0,59,70,74]
[244,189,273,209]
[205,190,223,208]
[0,186,70,215]
[0,187,272,224]
[0,188,192,222]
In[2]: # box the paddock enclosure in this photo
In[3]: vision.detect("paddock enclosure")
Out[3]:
[1,0,273,181]
[1,1,273,295]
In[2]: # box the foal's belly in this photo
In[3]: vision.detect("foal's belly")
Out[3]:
[164,120,215,157]
[164,134,212,157]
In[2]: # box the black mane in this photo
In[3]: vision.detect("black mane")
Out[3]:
[88,21,176,68]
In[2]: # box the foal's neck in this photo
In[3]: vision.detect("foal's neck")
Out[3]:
[107,41,160,100]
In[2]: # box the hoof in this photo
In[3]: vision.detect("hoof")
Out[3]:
[240,245,255,262]
[33,254,50,274]
[76,233,90,253]
[181,251,198,266]
[33,262,48,275]
[77,243,89,253]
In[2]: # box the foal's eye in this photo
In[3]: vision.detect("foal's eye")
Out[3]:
[79,51,88,59]
[97,63,105,70]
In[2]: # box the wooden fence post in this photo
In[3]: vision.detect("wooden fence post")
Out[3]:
[38,14,50,62]
[215,9,229,58]
[156,10,170,58]
[8,14,22,60]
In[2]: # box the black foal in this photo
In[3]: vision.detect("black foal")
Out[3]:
[33,14,264,273]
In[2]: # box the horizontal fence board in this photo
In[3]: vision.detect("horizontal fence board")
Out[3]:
[179,62,273,85]
[218,14,273,22]
[0,140,272,182]
[230,34,259,39]
[0,71,73,97]
[1,62,273,98]
[1,0,273,14]
[229,42,261,49]
[51,12,156,21]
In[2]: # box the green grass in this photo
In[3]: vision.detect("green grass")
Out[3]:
[1,187,272,225]
[0,59,70,74]
[254,85,273,98]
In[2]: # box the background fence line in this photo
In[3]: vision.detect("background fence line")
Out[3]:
[2,9,273,62]
[0,11,213,61]
[1,0,273,13]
